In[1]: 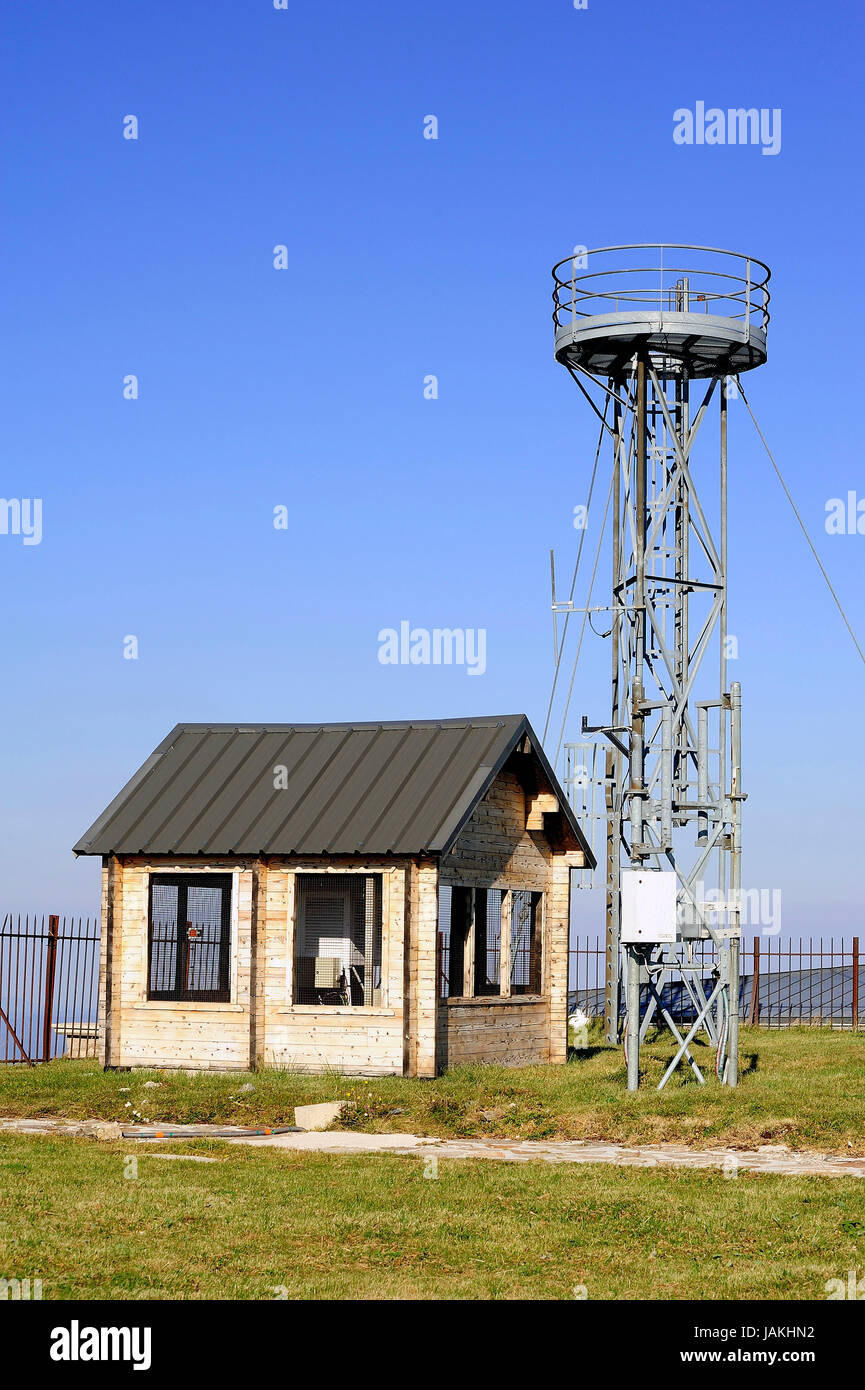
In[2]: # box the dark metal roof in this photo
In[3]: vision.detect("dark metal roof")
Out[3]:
[73,715,594,863]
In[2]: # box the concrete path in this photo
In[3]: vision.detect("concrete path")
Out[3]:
[221,1131,865,1178]
[2,1116,864,1177]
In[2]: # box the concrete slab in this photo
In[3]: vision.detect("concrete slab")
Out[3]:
[143,1153,218,1163]
[234,1131,429,1152]
[294,1101,345,1132]
[3,1116,864,1177]
[224,1131,865,1177]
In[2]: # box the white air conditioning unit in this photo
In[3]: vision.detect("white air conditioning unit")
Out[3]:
[314,957,342,989]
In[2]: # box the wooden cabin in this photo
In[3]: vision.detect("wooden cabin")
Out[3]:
[73,716,594,1075]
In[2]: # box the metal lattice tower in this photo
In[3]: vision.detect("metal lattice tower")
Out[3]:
[550,244,771,1089]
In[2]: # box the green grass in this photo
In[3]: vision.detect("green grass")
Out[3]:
[1,1026,863,1152]
[1,1132,863,1299]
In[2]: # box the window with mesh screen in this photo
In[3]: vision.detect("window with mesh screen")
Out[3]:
[294,874,382,1006]
[437,887,501,998]
[474,889,502,996]
[510,890,542,995]
[437,885,453,999]
[148,875,232,1002]
[447,887,472,998]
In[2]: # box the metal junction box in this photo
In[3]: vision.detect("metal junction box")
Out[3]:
[621,870,678,943]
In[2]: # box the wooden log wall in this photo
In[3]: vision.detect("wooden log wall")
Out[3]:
[95,769,582,1075]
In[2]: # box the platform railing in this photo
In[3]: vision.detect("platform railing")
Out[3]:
[552,244,771,335]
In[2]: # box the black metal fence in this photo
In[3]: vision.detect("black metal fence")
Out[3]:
[1,919,863,1066]
[0,915,100,1064]
[569,935,863,1030]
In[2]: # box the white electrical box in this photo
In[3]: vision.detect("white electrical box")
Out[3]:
[621,870,678,943]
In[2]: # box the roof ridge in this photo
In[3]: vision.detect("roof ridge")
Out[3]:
[166,715,523,733]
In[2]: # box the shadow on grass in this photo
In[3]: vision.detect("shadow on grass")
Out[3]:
[566,1047,607,1062]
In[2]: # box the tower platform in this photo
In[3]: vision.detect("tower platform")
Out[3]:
[552,244,770,379]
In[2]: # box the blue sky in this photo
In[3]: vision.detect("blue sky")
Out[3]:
[0,0,862,933]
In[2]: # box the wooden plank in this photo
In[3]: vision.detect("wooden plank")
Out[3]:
[526,793,559,829]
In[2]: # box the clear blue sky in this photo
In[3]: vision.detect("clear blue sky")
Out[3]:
[0,0,862,934]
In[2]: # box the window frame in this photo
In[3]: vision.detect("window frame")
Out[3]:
[146,873,233,1003]
[292,871,384,1008]
[439,884,543,1001]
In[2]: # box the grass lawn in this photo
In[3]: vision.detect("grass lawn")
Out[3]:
[0,1026,862,1152]
[1,1131,863,1300]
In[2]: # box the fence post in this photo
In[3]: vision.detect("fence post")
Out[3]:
[854,937,860,1031]
[748,937,760,1026]
[42,915,59,1063]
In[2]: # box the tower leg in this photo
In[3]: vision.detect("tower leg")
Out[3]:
[727,678,743,1087]
[605,749,621,1043]
[728,938,740,1086]
[626,946,641,1090]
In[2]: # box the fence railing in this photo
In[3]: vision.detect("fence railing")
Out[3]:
[1,920,862,1066]
[0,915,100,1064]
[569,936,863,1031]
